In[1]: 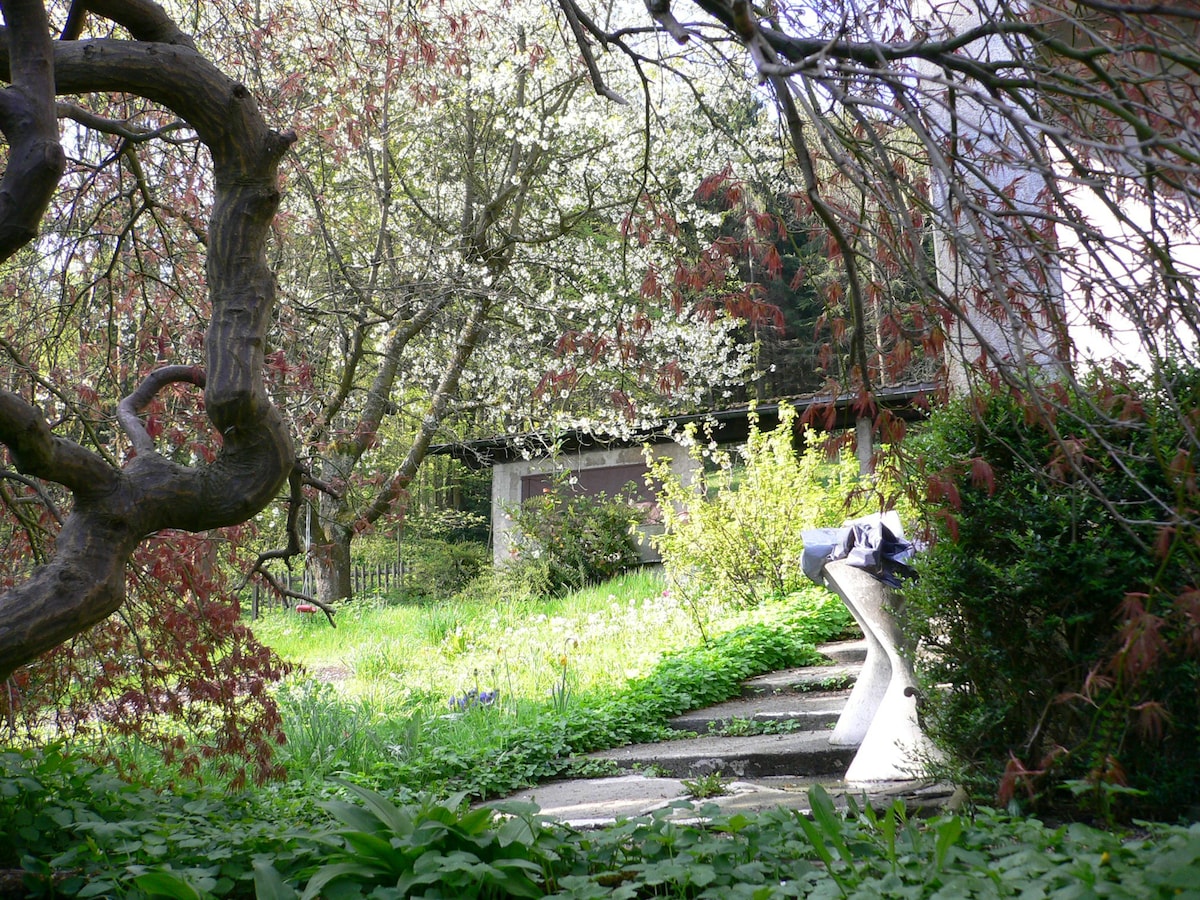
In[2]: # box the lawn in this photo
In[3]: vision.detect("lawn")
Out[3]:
[251,570,710,707]
[248,570,851,795]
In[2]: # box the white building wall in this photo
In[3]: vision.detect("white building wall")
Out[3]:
[490,441,698,567]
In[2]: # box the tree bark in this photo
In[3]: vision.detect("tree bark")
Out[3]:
[0,3,295,681]
[307,506,354,603]
[311,530,354,604]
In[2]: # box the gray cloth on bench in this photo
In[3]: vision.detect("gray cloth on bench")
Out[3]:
[801,511,917,587]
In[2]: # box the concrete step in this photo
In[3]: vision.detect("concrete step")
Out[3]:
[737,639,865,698]
[739,665,859,697]
[587,728,857,780]
[498,774,959,830]
[492,635,963,828]
[819,638,868,666]
[668,688,850,733]
[581,639,865,782]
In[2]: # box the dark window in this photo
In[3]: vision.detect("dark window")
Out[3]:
[520,463,655,504]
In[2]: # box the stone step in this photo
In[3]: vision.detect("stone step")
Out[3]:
[739,665,859,697]
[498,774,959,830]
[491,636,964,828]
[819,638,868,666]
[668,688,850,733]
[587,728,857,780]
[737,639,866,698]
[581,639,866,782]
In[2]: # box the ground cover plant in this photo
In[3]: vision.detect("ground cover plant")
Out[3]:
[5,750,1198,898]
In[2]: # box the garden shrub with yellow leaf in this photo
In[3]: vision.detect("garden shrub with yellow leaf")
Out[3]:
[647,402,875,608]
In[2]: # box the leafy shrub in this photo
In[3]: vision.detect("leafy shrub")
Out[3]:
[508,478,645,596]
[398,538,489,602]
[1,533,289,791]
[449,555,555,607]
[904,368,1200,819]
[648,402,866,607]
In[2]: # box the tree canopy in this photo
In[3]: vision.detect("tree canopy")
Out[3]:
[565,0,1197,513]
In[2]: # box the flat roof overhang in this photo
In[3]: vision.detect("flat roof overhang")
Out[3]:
[433,381,939,469]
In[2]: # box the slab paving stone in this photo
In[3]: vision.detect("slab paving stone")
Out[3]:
[493,774,959,829]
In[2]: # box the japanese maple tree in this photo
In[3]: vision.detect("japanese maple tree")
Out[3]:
[0,0,300,779]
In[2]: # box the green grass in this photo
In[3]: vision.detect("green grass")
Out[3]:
[253,569,745,712]
[252,571,853,797]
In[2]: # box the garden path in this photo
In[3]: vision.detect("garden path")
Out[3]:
[494,640,959,827]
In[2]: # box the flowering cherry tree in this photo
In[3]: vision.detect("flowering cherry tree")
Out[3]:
[245,0,785,601]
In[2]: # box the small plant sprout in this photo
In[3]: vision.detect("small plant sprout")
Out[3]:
[551,638,578,713]
[682,772,729,798]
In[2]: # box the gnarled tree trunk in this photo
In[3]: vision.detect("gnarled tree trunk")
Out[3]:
[0,1,296,681]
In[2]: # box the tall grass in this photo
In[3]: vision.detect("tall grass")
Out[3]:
[252,569,703,705]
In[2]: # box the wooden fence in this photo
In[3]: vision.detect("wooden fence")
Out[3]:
[249,561,407,618]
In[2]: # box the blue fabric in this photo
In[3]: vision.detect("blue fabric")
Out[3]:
[801,511,917,587]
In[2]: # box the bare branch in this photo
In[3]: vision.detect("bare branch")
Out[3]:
[56,100,191,143]
[643,0,690,44]
[0,468,63,524]
[254,567,336,626]
[116,365,206,455]
[298,466,341,500]
[554,0,629,104]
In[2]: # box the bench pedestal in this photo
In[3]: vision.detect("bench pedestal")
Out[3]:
[821,560,940,783]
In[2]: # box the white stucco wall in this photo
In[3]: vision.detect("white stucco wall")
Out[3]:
[490,441,698,567]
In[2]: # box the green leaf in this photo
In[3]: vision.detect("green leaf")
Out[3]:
[320,799,385,835]
[795,814,835,868]
[252,860,298,900]
[131,870,203,900]
[808,786,852,861]
[934,816,965,872]
[77,879,121,898]
[340,829,406,867]
[300,861,377,900]
[451,805,498,838]
[330,779,413,835]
